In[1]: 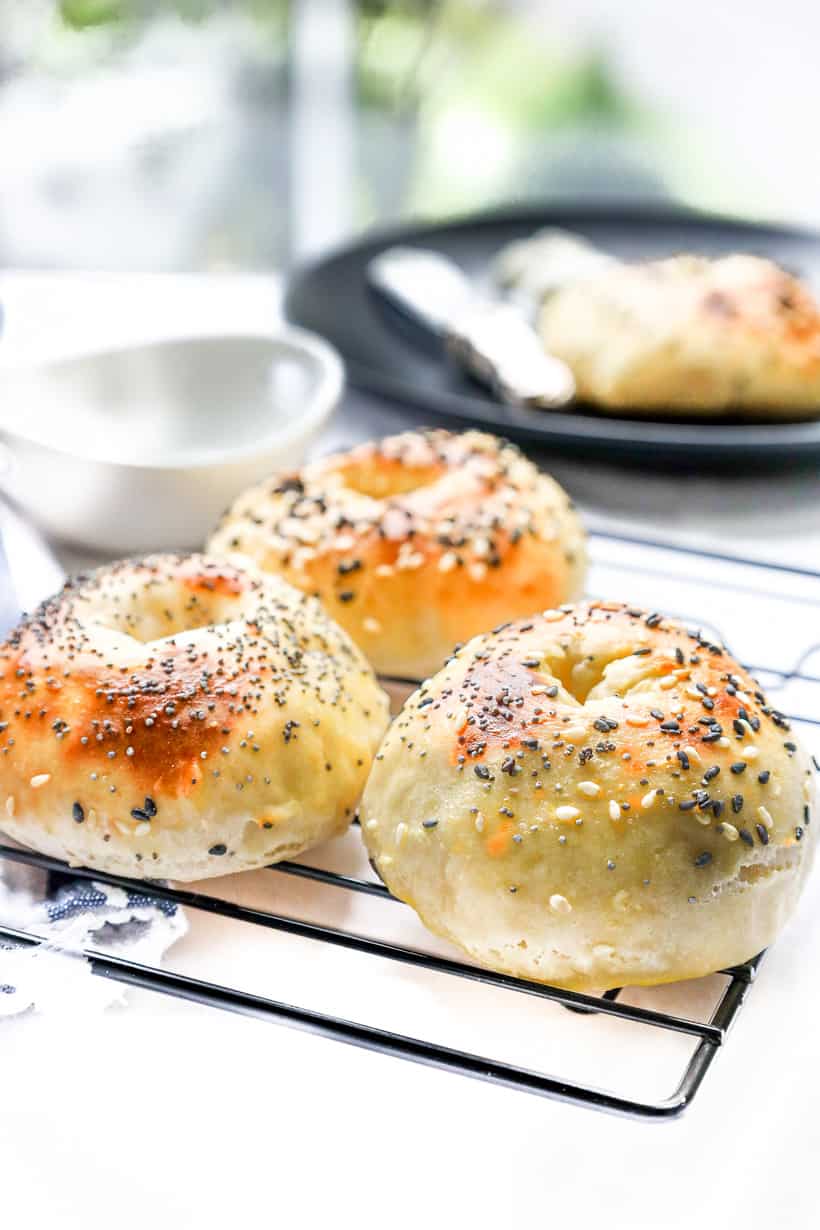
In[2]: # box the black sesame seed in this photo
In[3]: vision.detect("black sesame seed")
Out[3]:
[130,808,149,822]
[755,824,770,845]
[738,828,754,847]
[795,826,805,841]
[474,765,491,780]
[731,794,743,814]
[338,591,355,603]
[694,851,712,867]
[730,762,746,775]
[703,766,720,782]
[72,802,84,824]
[677,750,690,770]
[758,770,770,784]
[679,799,697,811]
[422,818,439,829]
[144,797,157,817]
[660,721,681,733]
[208,843,227,856]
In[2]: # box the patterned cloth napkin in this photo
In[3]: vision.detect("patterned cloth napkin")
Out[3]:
[0,859,187,1018]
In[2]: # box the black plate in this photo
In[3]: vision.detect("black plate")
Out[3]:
[285,203,820,469]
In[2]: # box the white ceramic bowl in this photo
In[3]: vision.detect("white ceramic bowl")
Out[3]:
[0,327,343,553]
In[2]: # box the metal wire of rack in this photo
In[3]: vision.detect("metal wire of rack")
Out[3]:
[1,528,818,1120]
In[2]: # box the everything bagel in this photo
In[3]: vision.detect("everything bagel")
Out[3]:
[360,601,816,991]
[0,554,388,880]
[208,429,587,679]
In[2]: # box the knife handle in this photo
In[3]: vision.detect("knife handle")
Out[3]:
[446,304,576,410]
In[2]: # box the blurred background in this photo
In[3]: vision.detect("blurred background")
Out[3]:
[1,0,814,272]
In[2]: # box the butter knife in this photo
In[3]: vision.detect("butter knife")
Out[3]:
[366,246,575,410]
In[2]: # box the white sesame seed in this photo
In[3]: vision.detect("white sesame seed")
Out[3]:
[608,800,621,822]
[542,609,564,622]
[804,780,812,801]
[395,822,408,846]
[363,617,382,634]
[717,737,731,749]
[365,819,379,831]
[695,812,712,826]
[555,805,580,822]
[474,813,485,833]
[530,685,550,695]
[30,774,50,789]
[437,551,458,574]
[126,746,135,757]
[375,564,394,578]
[626,714,650,727]
[741,745,760,762]
[720,822,739,841]
[681,744,702,764]
[577,781,601,798]
[135,822,151,837]
[4,796,14,817]
[563,725,587,743]
[757,805,774,830]
[641,790,658,810]
[468,561,487,582]
[659,676,677,690]
[549,893,572,915]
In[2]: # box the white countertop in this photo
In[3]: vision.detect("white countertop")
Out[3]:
[1,273,819,1228]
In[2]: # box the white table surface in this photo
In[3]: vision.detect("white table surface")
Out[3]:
[1,272,819,1229]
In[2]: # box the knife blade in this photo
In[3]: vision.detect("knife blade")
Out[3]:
[366,246,575,410]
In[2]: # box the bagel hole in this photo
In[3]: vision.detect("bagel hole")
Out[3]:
[546,648,640,704]
[96,592,237,644]
[339,459,443,499]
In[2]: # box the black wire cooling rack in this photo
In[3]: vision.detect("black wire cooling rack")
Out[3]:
[1,528,818,1120]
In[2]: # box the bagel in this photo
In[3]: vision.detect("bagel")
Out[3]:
[538,253,820,417]
[0,554,389,880]
[208,429,587,679]
[360,601,816,991]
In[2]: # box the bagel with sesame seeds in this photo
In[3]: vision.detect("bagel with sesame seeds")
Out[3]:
[0,554,389,880]
[207,429,587,680]
[360,601,817,991]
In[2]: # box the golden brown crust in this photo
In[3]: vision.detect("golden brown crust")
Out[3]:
[0,554,389,880]
[361,602,817,990]
[539,254,820,416]
[208,430,587,678]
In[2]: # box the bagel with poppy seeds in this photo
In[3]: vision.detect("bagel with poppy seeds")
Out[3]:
[208,429,587,680]
[360,601,817,991]
[0,554,389,880]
